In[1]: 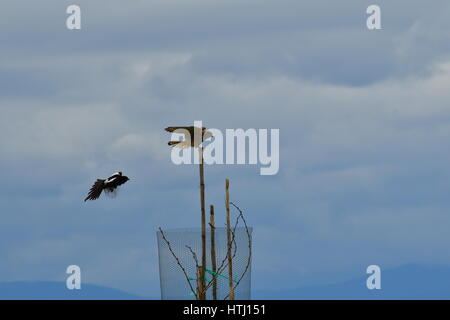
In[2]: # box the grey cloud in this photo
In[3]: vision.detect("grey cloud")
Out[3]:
[1,0,450,297]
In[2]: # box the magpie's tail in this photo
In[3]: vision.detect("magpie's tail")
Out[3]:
[168,141,180,146]
[84,179,105,201]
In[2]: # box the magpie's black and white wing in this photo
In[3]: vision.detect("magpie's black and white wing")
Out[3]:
[104,176,119,197]
[103,173,128,195]
[84,179,105,201]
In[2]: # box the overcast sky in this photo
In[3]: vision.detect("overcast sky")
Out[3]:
[1,0,450,297]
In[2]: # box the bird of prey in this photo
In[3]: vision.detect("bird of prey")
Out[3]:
[165,126,212,148]
[84,172,130,202]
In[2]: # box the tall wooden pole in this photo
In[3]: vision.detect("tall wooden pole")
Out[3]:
[199,146,207,300]
[196,266,203,300]
[225,178,235,300]
[210,205,217,300]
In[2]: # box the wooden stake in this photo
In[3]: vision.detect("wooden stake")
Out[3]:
[225,178,235,300]
[199,146,207,300]
[210,205,217,300]
[196,266,205,300]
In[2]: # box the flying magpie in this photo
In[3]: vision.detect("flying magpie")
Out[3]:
[84,172,130,202]
[165,126,212,148]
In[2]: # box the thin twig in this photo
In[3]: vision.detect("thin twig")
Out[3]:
[204,215,240,292]
[187,245,203,299]
[215,216,240,273]
[210,205,218,300]
[223,202,252,300]
[186,245,199,271]
[159,227,197,298]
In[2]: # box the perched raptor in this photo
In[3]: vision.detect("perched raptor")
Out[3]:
[165,126,212,148]
[84,172,130,202]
